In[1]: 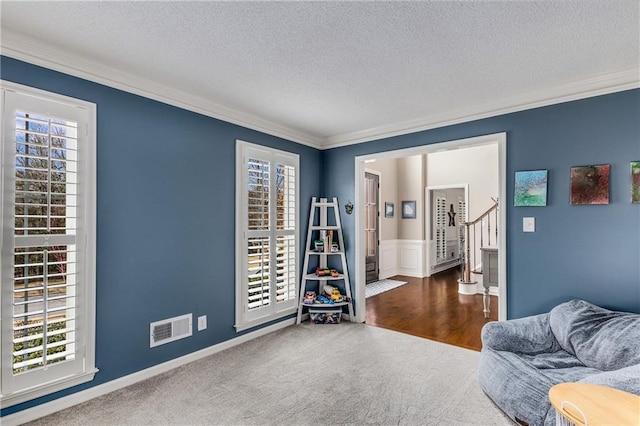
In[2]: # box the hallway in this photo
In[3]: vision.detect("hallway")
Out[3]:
[365,268,498,351]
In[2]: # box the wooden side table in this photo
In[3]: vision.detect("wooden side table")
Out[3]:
[549,382,640,425]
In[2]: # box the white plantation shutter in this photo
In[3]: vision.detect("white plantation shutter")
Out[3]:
[435,195,447,262]
[1,84,96,406]
[458,196,467,255]
[236,141,299,331]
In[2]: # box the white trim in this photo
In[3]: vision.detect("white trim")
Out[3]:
[497,135,507,321]
[378,239,398,280]
[324,69,639,149]
[234,140,300,332]
[2,31,637,150]
[1,81,97,406]
[0,369,98,410]
[396,239,426,278]
[0,31,323,150]
[1,319,295,426]
[355,132,508,323]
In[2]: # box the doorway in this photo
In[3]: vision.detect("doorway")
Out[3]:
[353,132,507,324]
[426,184,468,277]
[364,171,380,283]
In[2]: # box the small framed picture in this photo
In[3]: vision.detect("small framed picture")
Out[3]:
[570,164,610,205]
[514,170,548,207]
[631,161,640,203]
[402,200,416,219]
[385,202,394,218]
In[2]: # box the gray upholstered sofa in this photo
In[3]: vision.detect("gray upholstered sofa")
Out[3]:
[478,299,640,425]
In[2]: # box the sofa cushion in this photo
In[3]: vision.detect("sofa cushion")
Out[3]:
[548,299,640,371]
[520,349,588,370]
[481,313,561,354]
[580,364,640,396]
[478,348,600,425]
[478,348,557,426]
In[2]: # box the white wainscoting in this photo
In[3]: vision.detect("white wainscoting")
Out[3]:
[379,239,427,279]
[379,240,399,279]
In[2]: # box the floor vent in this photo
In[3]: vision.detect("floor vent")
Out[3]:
[150,313,192,348]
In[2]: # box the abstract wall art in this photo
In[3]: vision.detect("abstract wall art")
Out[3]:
[385,202,394,218]
[632,161,640,203]
[570,164,610,205]
[514,170,548,206]
[402,200,416,218]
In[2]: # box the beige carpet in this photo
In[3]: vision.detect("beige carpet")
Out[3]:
[27,323,512,425]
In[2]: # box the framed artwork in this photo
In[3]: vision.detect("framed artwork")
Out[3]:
[631,161,640,204]
[402,200,416,219]
[514,170,548,207]
[385,202,394,218]
[570,164,610,205]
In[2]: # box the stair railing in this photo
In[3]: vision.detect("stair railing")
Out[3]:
[459,198,499,283]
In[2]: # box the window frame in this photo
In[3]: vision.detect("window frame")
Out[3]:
[235,140,299,332]
[0,81,97,408]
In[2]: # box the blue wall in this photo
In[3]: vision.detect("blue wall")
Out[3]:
[2,56,639,416]
[323,89,640,319]
[1,56,322,416]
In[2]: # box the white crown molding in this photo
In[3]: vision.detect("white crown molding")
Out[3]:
[323,68,639,149]
[0,31,324,149]
[1,30,637,151]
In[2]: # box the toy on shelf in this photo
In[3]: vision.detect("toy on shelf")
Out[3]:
[303,291,317,305]
[316,267,330,276]
[316,267,341,277]
[329,288,344,302]
[323,284,345,303]
[315,294,334,304]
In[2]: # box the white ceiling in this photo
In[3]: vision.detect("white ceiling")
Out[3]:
[1,1,639,148]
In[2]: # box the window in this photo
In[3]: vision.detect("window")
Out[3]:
[235,141,299,331]
[1,83,97,407]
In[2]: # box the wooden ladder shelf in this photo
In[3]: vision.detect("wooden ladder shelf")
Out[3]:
[296,197,354,324]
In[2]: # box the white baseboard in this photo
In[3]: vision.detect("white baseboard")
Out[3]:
[1,318,296,426]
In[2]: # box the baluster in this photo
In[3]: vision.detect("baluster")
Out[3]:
[495,208,499,243]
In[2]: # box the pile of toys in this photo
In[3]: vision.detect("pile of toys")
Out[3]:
[315,267,339,277]
[303,284,345,305]
[309,310,341,324]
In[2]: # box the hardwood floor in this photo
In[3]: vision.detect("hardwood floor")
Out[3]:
[365,268,498,351]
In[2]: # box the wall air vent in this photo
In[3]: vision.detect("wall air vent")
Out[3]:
[150,313,193,348]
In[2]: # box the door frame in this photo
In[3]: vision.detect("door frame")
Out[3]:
[354,132,507,323]
[425,184,469,277]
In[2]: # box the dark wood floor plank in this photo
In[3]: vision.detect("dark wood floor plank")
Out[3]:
[365,268,498,351]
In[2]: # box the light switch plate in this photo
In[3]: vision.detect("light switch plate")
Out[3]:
[197,315,207,331]
[523,217,535,233]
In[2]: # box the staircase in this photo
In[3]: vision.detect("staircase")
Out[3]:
[458,198,499,305]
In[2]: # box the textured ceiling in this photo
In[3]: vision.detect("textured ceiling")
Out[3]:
[1,1,639,147]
